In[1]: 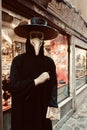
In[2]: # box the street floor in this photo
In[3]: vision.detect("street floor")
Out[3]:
[58,95,87,130]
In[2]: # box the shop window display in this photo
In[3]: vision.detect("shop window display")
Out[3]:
[45,33,69,102]
[2,10,27,110]
[75,47,87,89]
[12,41,26,57]
[2,33,25,109]
[2,39,12,109]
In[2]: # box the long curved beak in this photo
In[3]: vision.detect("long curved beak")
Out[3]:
[34,43,41,55]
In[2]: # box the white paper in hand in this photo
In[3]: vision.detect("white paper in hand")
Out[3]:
[46,107,60,120]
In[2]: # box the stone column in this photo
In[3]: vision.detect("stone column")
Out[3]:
[70,36,76,111]
[0,0,3,130]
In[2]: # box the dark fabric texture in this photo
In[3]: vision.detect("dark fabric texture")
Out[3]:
[9,37,58,130]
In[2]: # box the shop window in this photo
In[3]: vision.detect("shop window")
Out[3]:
[2,10,27,110]
[75,47,87,89]
[2,38,12,108]
[2,40,25,109]
[45,33,69,102]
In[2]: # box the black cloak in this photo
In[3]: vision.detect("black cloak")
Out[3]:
[9,38,58,130]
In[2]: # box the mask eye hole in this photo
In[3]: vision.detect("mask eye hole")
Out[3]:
[32,41,35,46]
[39,42,43,47]
[30,39,43,47]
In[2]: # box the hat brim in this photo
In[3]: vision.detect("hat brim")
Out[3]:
[14,25,58,40]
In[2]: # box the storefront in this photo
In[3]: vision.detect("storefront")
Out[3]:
[2,8,70,107]
[1,0,87,130]
[1,8,70,130]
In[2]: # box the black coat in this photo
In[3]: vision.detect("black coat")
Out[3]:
[9,38,58,130]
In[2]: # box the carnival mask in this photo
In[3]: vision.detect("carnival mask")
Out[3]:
[30,31,44,55]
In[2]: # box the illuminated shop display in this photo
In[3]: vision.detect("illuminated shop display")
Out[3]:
[2,32,25,109]
[2,40,13,77]
[50,34,68,87]
[45,33,69,102]
[2,41,25,78]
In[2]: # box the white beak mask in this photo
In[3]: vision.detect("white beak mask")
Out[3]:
[30,31,44,56]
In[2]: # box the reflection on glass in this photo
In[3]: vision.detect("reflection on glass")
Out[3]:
[45,33,69,102]
[75,47,87,89]
[50,34,68,88]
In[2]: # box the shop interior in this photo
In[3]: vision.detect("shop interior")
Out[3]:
[2,9,28,110]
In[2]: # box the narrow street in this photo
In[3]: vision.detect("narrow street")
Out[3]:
[58,95,87,130]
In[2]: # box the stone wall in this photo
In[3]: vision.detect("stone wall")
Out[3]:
[66,0,87,22]
[48,0,87,39]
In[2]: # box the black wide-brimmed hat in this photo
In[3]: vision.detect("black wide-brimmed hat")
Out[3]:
[14,17,58,40]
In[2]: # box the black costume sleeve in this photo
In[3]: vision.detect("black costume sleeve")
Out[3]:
[9,58,35,96]
[49,59,58,108]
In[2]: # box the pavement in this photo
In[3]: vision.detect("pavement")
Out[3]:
[58,95,87,130]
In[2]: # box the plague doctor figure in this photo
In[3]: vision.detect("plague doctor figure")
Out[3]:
[9,17,59,130]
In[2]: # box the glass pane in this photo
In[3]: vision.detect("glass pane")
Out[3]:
[45,33,69,102]
[75,47,87,89]
[2,10,27,110]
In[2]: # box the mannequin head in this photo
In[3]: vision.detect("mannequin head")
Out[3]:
[30,31,44,55]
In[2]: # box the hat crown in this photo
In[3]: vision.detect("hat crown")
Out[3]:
[31,17,47,26]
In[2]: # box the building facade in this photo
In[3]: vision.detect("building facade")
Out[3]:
[1,0,87,130]
[66,0,87,22]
